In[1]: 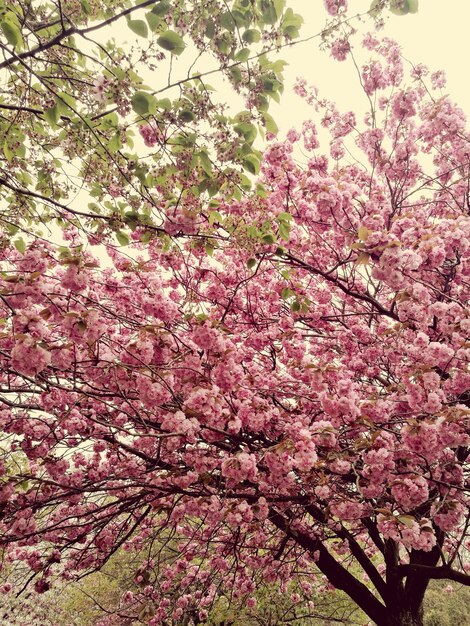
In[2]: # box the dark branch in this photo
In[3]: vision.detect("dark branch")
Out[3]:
[268,507,388,625]
[396,564,470,586]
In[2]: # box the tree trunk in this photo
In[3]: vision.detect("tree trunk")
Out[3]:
[382,605,424,626]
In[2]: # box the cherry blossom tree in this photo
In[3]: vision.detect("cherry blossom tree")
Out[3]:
[2,3,469,626]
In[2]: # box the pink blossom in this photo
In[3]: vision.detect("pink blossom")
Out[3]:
[11,337,51,376]
[324,0,348,16]
[331,38,351,61]
[139,122,164,147]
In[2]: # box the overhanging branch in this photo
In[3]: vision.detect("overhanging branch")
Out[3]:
[268,507,388,625]
[395,564,470,586]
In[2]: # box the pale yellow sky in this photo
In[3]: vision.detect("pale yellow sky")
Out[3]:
[275,1,470,133]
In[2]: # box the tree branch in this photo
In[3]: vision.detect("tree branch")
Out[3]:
[281,251,399,321]
[268,507,388,625]
[0,0,161,70]
[395,564,470,586]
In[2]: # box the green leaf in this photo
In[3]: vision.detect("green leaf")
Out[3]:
[209,210,222,226]
[80,0,91,15]
[257,94,269,113]
[262,5,278,25]
[278,221,290,241]
[108,133,122,153]
[234,122,257,144]
[239,173,252,191]
[145,11,161,31]
[242,29,260,44]
[390,0,418,15]
[282,8,303,29]
[44,105,60,129]
[283,25,300,39]
[57,92,77,114]
[116,231,130,246]
[18,171,32,185]
[397,514,416,528]
[232,9,250,27]
[198,151,213,176]
[262,233,275,244]
[128,19,148,38]
[157,30,185,55]
[111,67,127,81]
[140,231,153,244]
[247,258,257,269]
[234,48,251,63]
[205,19,215,39]
[207,181,219,197]
[156,98,171,111]
[263,112,278,135]
[242,155,260,175]
[220,12,235,30]
[272,59,288,74]
[14,238,25,254]
[131,92,157,116]
[179,110,196,123]
[124,211,138,230]
[369,0,381,17]
[256,183,266,198]
[3,144,13,162]
[230,66,242,85]
[151,0,170,16]
[1,18,22,49]
[97,112,119,130]
[281,287,294,300]
[290,299,301,312]
[215,32,231,55]
[135,165,148,184]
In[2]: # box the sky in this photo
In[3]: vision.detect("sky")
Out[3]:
[268,1,470,135]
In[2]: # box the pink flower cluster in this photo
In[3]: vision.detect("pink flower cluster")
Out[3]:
[324,0,348,16]
[139,122,164,147]
[221,452,258,485]
[11,337,51,377]
[377,515,437,552]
